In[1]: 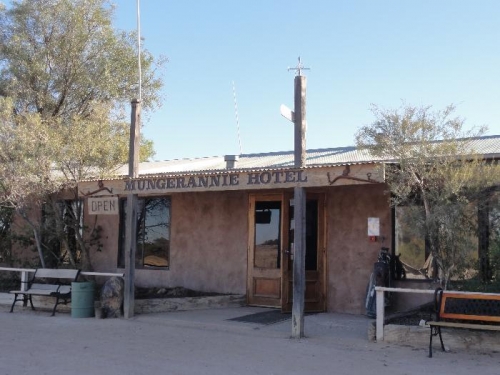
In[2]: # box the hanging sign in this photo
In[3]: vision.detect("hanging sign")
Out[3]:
[78,165,385,197]
[88,197,119,215]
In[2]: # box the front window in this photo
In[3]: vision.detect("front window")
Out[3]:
[395,203,480,281]
[42,200,83,267]
[118,197,171,269]
[484,192,500,281]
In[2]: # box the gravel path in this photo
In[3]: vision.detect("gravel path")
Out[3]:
[0,305,498,375]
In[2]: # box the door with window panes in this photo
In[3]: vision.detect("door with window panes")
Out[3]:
[247,193,325,312]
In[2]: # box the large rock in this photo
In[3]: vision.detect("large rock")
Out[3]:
[100,277,124,318]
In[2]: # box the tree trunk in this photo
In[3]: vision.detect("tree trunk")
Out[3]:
[18,209,46,268]
[32,227,46,268]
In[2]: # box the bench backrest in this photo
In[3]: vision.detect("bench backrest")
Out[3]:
[436,289,500,323]
[33,268,80,282]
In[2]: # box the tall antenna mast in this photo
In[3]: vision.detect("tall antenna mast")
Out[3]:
[232,81,243,155]
[137,0,142,100]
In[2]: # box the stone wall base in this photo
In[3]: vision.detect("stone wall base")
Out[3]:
[1,292,246,315]
[134,294,246,314]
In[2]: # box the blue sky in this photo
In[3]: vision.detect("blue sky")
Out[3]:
[113,1,500,161]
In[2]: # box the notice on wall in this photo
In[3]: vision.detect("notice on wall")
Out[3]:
[88,197,119,215]
[367,217,380,236]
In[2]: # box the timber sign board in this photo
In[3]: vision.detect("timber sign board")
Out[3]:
[88,197,119,215]
[78,164,384,197]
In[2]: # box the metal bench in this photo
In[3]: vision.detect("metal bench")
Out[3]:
[427,287,500,357]
[9,268,80,316]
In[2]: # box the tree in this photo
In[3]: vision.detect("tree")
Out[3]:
[0,0,164,117]
[0,0,164,270]
[356,104,500,288]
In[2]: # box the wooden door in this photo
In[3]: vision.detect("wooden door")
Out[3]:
[247,192,326,311]
[247,194,286,307]
[281,193,326,312]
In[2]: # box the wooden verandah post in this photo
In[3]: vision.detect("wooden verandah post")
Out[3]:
[291,58,308,338]
[124,98,141,319]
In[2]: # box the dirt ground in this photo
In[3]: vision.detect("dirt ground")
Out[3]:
[0,304,499,375]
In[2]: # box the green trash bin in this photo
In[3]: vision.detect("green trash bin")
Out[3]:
[71,281,95,318]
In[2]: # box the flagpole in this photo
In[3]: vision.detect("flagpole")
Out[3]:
[137,0,142,100]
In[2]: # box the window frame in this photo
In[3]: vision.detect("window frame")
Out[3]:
[118,196,171,270]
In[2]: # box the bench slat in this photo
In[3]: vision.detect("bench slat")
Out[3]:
[443,292,500,301]
[439,313,500,323]
[34,268,79,280]
[57,286,71,295]
[428,321,500,331]
[30,283,59,291]
[440,293,500,323]
[13,289,57,296]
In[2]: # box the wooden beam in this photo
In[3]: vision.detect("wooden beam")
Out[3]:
[124,99,141,319]
[292,186,306,338]
[294,75,306,168]
[292,75,307,338]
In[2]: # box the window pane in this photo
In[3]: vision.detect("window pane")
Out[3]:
[289,199,318,271]
[118,197,170,269]
[254,201,281,269]
[61,200,83,264]
[395,206,427,278]
[142,198,170,268]
[396,203,480,281]
[42,200,83,267]
[305,199,318,271]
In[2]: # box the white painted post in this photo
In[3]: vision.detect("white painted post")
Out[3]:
[376,288,384,341]
[20,270,31,307]
[20,271,29,291]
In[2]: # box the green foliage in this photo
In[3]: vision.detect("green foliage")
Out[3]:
[0,0,165,117]
[356,104,500,287]
[448,275,500,293]
[0,0,165,269]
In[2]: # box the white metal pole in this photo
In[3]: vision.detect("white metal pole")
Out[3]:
[137,0,142,100]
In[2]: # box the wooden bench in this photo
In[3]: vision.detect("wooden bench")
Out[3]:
[427,287,500,357]
[9,268,80,316]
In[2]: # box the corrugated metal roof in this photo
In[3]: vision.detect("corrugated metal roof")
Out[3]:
[463,135,500,156]
[109,135,500,178]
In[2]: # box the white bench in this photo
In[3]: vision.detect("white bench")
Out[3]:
[9,268,80,316]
